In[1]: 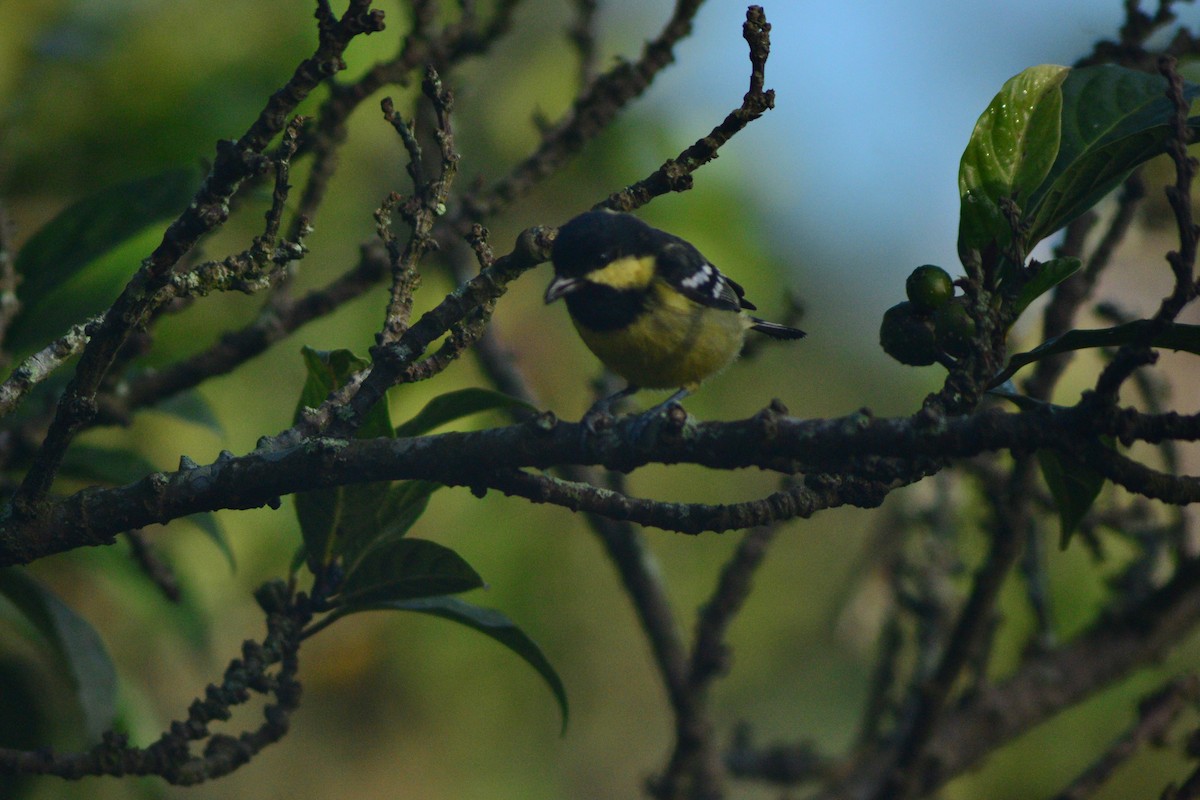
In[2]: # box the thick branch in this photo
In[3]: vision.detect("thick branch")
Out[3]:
[5,402,1200,567]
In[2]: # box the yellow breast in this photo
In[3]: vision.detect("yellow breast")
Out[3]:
[573,279,748,389]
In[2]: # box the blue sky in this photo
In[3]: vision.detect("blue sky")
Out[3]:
[611,1,1200,315]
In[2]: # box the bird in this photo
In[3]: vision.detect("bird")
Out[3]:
[543,210,805,422]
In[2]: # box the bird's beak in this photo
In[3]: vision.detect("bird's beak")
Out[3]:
[544,275,580,304]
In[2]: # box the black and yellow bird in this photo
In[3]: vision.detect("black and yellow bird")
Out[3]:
[544,210,805,418]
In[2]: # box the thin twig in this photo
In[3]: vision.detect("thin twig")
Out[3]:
[125,529,182,603]
[875,458,1035,799]
[602,5,775,212]
[568,0,600,87]
[461,0,707,221]
[1053,675,1198,800]
[1093,56,1198,400]
[11,1,385,516]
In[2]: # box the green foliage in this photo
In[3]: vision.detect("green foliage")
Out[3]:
[7,168,200,354]
[1011,256,1081,317]
[290,349,565,730]
[1037,441,1111,548]
[394,387,536,437]
[340,480,443,572]
[292,347,394,571]
[958,64,1069,255]
[991,320,1200,387]
[179,513,237,573]
[0,568,117,742]
[947,63,1200,548]
[293,350,535,571]
[334,538,484,605]
[1026,65,1200,246]
[319,595,569,733]
[957,64,1200,311]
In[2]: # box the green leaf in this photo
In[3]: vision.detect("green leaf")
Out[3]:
[336,538,484,606]
[0,568,118,742]
[376,480,442,540]
[1038,440,1110,548]
[395,387,536,438]
[1026,65,1200,245]
[323,596,569,734]
[1011,256,1082,318]
[8,168,200,353]
[990,320,1200,387]
[293,347,394,570]
[340,480,444,570]
[958,65,1069,253]
[295,348,394,439]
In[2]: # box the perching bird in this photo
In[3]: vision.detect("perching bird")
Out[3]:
[544,210,805,418]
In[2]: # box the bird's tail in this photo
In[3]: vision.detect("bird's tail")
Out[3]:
[748,317,806,340]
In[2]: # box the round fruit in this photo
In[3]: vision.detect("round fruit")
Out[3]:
[880,301,938,366]
[905,265,955,311]
[933,300,977,358]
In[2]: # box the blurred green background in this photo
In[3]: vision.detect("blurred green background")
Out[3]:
[3,1,1200,798]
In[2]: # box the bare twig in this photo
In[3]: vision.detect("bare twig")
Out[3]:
[378,68,459,347]
[874,459,1035,800]
[569,0,601,87]
[125,529,182,603]
[1053,675,1198,800]
[0,580,309,784]
[602,5,776,212]
[1093,56,1198,401]
[11,1,385,515]
[461,0,707,220]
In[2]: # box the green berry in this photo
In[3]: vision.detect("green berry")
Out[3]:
[880,301,938,366]
[905,265,955,311]
[933,300,977,358]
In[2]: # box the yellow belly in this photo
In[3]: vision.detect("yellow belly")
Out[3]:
[573,282,748,389]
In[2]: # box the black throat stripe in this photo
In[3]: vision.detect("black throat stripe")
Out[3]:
[563,283,645,331]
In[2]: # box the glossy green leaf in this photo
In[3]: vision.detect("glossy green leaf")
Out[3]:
[340,480,444,571]
[321,596,569,733]
[990,320,1200,387]
[1038,440,1110,548]
[958,65,1069,253]
[1026,65,1200,245]
[8,168,200,353]
[1011,256,1082,318]
[336,538,483,606]
[395,387,535,438]
[293,347,394,570]
[0,568,118,741]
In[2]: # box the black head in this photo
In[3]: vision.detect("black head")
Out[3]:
[550,211,660,278]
